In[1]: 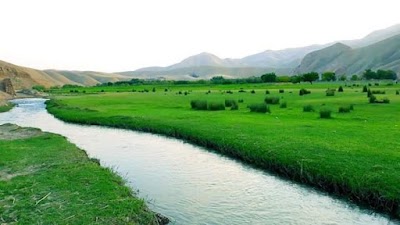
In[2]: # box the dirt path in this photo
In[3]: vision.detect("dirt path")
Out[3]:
[0,123,43,140]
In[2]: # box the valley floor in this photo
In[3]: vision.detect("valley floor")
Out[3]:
[46,82,400,218]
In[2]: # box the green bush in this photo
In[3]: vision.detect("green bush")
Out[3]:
[265,90,270,94]
[299,88,311,96]
[369,95,377,103]
[303,105,314,112]
[320,108,332,119]
[326,89,335,96]
[264,96,280,104]
[371,90,385,94]
[338,106,351,113]
[280,102,287,108]
[225,99,235,107]
[338,86,344,92]
[250,90,256,94]
[249,103,270,113]
[190,100,208,110]
[362,85,368,92]
[238,99,244,103]
[208,102,225,111]
[396,90,399,95]
[279,89,284,93]
[367,89,372,97]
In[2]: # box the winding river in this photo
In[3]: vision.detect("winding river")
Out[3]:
[0,98,398,225]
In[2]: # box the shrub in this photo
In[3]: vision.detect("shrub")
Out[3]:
[382,98,390,104]
[349,104,354,110]
[280,102,287,108]
[371,90,385,94]
[190,100,208,110]
[225,99,235,107]
[250,90,256,94]
[369,94,377,103]
[326,89,335,96]
[338,106,351,113]
[367,89,372,97]
[152,87,156,92]
[299,88,311,96]
[320,108,332,119]
[264,96,280,104]
[375,83,379,86]
[164,88,168,92]
[238,89,246,93]
[208,102,225,111]
[279,89,284,93]
[303,105,314,112]
[368,83,372,86]
[226,90,233,94]
[362,85,368,92]
[265,90,270,94]
[238,99,244,103]
[338,86,344,92]
[249,103,270,113]
[396,90,399,95]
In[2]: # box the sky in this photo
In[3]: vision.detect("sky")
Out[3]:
[0,0,399,72]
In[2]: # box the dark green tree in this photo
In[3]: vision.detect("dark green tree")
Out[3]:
[261,72,277,83]
[350,74,359,81]
[302,72,319,84]
[321,71,336,81]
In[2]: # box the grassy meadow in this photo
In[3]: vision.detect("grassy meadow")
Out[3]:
[0,124,159,224]
[46,81,400,217]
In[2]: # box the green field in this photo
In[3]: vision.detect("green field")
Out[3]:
[47,82,400,217]
[0,124,158,224]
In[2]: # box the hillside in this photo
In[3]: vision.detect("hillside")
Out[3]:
[0,60,131,89]
[295,34,400,75]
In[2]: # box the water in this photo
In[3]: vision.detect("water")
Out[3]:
[0,98,398,225]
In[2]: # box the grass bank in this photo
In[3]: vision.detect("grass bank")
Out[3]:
[0,102,14,112]
[46,82,400,218]
[0,123,163,224]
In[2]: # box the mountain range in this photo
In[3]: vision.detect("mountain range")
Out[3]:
[1,23,400,94]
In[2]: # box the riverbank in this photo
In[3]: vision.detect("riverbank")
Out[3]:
[45,86,400,219]
[0,123,165,224]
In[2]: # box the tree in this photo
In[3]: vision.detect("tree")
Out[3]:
[376,69,397,80]
[261,72,277,83]
[363,69,377,80]
[321,71,336,81]
[290,75,303,84]
[339,75,347,81]
[302,72,319,84]
[350,75,359,81]
[276,75,291,83]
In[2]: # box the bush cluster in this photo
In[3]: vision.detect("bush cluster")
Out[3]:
[338,105,354,113]
[303,104,314,112]
[190,100,208,110]
[299,88,311,96]
[338,86,344,92]
[320,108,332,119]
[362,85,368,92]
[279,89,284,93]
[264,96,280,104]
[326,89,335,96]
[371,90,385,94]
[249,103,270,113]
[208,102,225,111]
[265,90,270,94]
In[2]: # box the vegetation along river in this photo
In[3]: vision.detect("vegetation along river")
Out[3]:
[0,98,398,225]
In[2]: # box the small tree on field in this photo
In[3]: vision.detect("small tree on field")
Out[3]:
[302,72,319,84]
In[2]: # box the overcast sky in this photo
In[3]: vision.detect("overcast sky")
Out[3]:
[0,0,399,72]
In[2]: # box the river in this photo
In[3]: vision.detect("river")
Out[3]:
[0,98,397,225]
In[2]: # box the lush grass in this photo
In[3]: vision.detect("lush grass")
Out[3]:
[46,81,400,217]
[0,103,14,112]
[0,126,158,224]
